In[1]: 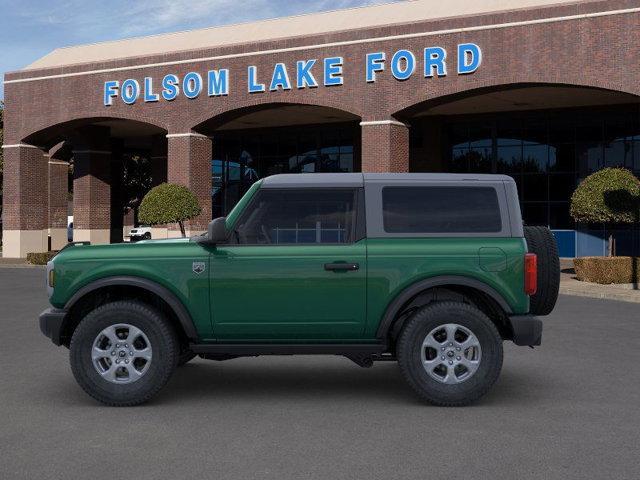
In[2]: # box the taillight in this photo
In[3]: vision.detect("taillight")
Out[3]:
[524,253,537,295]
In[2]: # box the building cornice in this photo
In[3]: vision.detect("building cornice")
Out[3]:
[4,6,639,86]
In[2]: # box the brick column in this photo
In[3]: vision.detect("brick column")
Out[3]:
[166,133,212,236]
[360,120,410,173]
[70,127,112,244]
[2,144,49,257]
[48,159,69,250]
[72,149,112,244]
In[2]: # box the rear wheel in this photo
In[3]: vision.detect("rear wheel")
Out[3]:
[397,302,503,406]
[524,226,560,315]
[70,300,178,406]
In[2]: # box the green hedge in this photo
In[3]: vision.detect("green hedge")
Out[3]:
[27,251,58,265]
[573,256,640,284]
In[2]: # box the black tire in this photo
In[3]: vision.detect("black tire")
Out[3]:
[70,300,178,406]
[524,226,560,316]
[177,349,197,367]
[397,302,503,407]
[143,232,151,240]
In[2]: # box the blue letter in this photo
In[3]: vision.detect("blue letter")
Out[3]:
[144,77,159,102]
[208,69,229,96]
[183,72,203,99]
[324,57,343,86]
[270,63,291,91]
[458,43,482,74]
[366,52,385,83]
[104,80,119,106]
[161,74,179,101]
[248,66,265,93]
[121,79,140,105]
[390,50,415,81]
[424,47,447,77]
[296,60,318,89]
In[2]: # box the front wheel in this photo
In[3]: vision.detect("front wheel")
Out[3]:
[69,300,178,406]
[177,349,197,367]
[397,302,503,406]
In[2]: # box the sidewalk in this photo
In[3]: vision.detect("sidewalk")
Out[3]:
[560,259,640,304]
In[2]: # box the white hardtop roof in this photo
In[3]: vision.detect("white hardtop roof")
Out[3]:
[25,0,586,70]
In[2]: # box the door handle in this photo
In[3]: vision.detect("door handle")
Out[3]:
[324,262,359,272]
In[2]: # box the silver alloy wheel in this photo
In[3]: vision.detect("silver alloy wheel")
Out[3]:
[91,324,152,384]
[421,323,482,384]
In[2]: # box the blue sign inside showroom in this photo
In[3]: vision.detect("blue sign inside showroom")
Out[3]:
[104,43,482,106]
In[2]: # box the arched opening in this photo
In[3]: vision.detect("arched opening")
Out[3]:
[194,103,361,217]
[24,117,167,246]
[397,84,640,257]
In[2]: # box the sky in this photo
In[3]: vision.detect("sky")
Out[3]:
[0,0,400,100]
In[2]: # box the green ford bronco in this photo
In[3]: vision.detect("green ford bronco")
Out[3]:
[40,173,560,406]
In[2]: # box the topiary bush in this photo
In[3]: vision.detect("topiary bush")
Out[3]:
[138,183,202,237]
[574,256,640,284]
[570,168,640,255]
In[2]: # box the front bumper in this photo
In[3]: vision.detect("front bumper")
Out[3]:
[39,308,67,346]
[508,315,543,346]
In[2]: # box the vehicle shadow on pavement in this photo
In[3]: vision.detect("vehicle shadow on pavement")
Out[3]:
[147,359,546,407]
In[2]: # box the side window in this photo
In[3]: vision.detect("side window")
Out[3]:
[382,186,502,233]
[233,189,358,245]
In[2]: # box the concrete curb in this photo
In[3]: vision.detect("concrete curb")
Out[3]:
[560,281,640,304]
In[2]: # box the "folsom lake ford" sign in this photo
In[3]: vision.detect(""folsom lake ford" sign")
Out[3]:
[103,43,482,106]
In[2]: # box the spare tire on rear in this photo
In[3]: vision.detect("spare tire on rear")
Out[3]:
[524,226,560,316]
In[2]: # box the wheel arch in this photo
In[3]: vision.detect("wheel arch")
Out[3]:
[60,276,198,346]
[375,276,514,342]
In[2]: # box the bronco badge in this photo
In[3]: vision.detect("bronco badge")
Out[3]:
[192,261,206,274]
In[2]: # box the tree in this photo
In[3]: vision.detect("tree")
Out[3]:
[138,183,202,237]
[570,167,640,256]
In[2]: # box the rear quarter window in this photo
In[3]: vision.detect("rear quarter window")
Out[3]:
[382,186,502,233]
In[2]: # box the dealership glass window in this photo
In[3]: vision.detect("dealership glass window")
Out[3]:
[382,186,502,233]
[439,105,640,229]
[450,124,492,172]
[212,123,358,217]
[233,189,357,244]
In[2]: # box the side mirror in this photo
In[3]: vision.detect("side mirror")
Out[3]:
[207,217,229,244]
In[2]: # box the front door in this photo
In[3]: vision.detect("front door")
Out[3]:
[210,187,366,340]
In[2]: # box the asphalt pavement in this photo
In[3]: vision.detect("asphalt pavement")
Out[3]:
[0,267,639,480]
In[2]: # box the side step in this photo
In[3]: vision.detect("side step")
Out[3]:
[190,343,387,356]
[189,343,392,368]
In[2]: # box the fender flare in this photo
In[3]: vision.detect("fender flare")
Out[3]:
[64,276,198,340]
[375,275,513,339]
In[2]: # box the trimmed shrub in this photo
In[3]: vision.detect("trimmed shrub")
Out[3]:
[27,251,58,265]
[573,256,640,284]
[138,183,202,237]
[570,168,640,256]
[570,168,640,224]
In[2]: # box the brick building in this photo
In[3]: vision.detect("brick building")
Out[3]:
[3,0,640,257]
